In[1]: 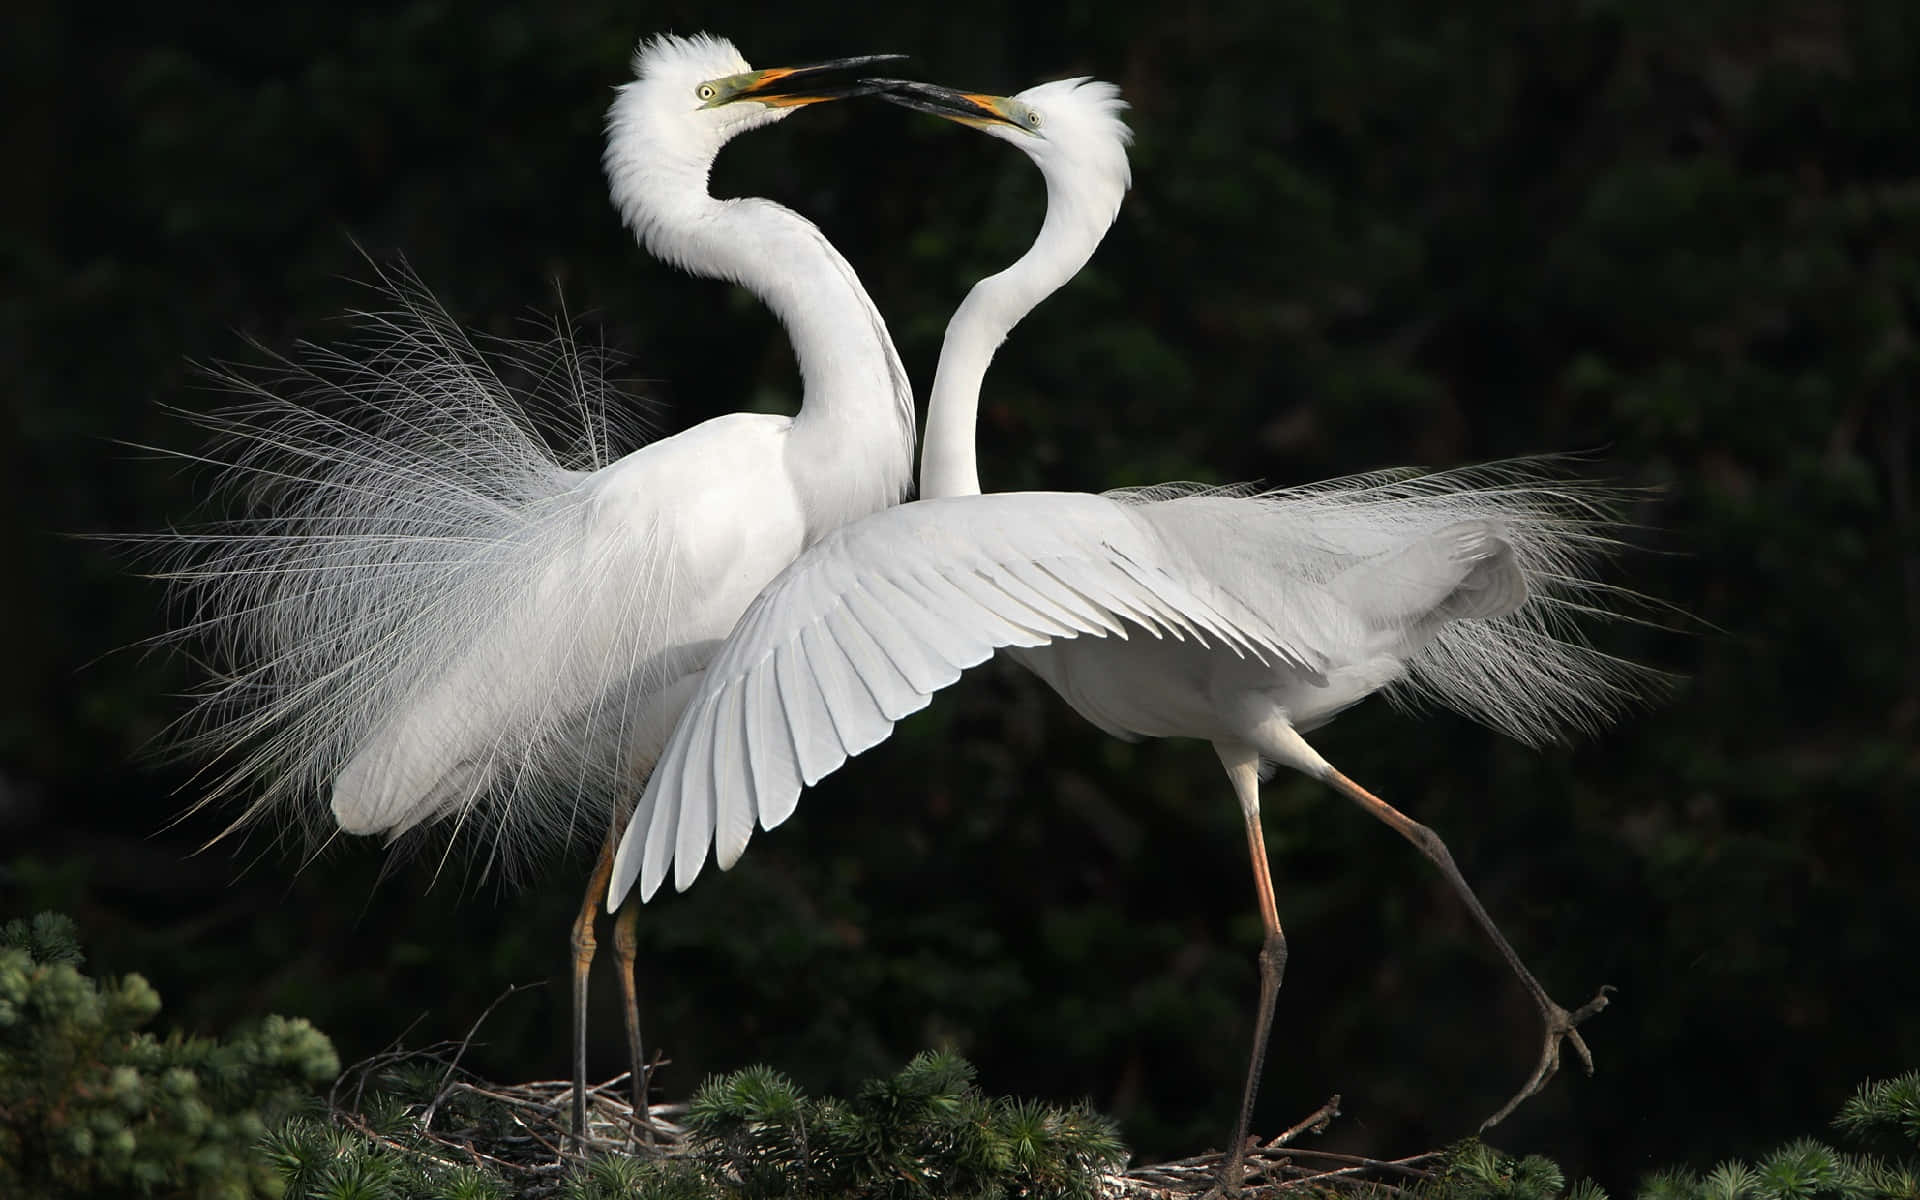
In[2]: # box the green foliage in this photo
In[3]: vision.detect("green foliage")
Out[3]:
[1420,1139,1608,1200]
[256,1049,565,1200]
[678,1048,1125,1199]
[1421,1072,1920,1200]
[261,1107,521,1200]
[0,912,339,1199]
[4,910,88,967]
[263,1049,1123,1200]
[1636,1141,1870,1200]
[560,1154,690,1200]
[1837,1074,1920,1155]
[1623,1073,1920,1200]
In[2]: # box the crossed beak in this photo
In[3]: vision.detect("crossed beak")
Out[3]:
[715,54,909,108]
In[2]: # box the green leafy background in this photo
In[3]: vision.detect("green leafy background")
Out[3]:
[5,1,1915,1193]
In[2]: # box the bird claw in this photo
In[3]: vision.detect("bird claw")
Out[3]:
[1202,1140,1252,1198]
[1479,983,1613,1131]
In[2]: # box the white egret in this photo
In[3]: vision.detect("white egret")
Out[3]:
[158,33,917,1138]
[609,76,1647,1190]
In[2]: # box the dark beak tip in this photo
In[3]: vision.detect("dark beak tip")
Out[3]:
[751,54,910,102]
[819,52,908,70]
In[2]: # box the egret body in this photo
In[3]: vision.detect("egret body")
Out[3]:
[164,33,915,1139]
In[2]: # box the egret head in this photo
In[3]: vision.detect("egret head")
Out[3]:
[618,34,900,149]
[606,34,902,259]
[874,76,1133,220]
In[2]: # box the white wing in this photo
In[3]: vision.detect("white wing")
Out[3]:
[608,491,1322,906]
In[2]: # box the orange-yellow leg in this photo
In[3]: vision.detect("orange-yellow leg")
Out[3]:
[1324,769,1611,1129]
[610,900,654,1145]
[1214,747,1289,1198]
[570,830,618,1143]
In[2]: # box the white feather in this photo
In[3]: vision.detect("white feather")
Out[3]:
[608,491,1313,901]
[606,73,1661,908]
[146,31,918,883]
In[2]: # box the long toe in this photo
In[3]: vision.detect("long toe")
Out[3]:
[1199,1138,1255,1199]
[1480,984,1612,1131]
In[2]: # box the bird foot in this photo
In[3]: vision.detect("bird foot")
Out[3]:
[1199,1170,1239,1198]
[1480,984,1613,1131]
[1199,1136,1256,1198]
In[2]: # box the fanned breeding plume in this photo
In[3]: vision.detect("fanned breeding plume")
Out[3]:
[1100,460,1661,752]
[147,261,665,880]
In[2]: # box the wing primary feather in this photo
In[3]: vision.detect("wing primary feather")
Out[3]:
[1049,559,1175,639]
[877,572,995,670]
[948,564,1082,641]
[670,685,722,893]
[910,569,1016,650]
[974,560,1096,632]
[741,656,804,829]
[1003,559,1123,634]
[921,570,1044,645]
[1106,556,1211,643]
[843,584,955,694]
[1156,577,1278,664]
[639,701,695,901]
[709,680,758,875]
[774,637,845,789]
[1035,558,1156,640]
[608,769,656,908]
[798,618,887,760]
[822,603,922,719]
[939,567,1059,644]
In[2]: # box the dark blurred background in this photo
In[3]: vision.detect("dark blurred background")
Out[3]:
[5,0,1916,1191]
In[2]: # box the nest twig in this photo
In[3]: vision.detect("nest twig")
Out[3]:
[316,989,1445,1197]
[317,982,684,1195]
[321,1056,1439,1197]
[1114,1094,1443,1197]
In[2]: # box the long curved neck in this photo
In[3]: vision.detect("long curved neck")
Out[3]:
[920,176,1115,500]
[606,131,916,530]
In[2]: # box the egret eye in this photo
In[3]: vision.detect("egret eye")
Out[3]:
[696,83,717,102]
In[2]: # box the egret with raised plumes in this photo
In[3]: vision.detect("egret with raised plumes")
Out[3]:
[157,32,917,1139]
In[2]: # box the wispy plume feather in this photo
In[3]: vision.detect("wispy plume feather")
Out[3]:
[1114,457,1670,747]
[135,259,669,882]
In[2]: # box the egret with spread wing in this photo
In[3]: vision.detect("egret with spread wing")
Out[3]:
[158,33,915,1138]
[610,75,1650,1188]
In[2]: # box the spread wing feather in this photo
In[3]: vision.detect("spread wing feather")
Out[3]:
[609,491,1318,905]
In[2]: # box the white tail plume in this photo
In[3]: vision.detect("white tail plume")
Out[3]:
[137,259,666,880]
